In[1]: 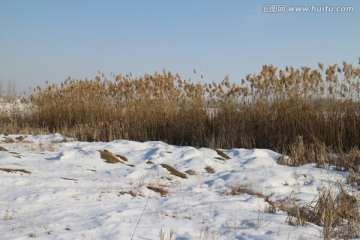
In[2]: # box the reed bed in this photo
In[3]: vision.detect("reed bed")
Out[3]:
[1,60,359,163]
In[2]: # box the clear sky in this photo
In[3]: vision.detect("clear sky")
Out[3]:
[0,0,359,95]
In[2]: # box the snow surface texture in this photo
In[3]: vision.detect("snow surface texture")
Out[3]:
[0,134,355,239]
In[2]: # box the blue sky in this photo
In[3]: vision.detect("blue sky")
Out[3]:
[0,0,359,94]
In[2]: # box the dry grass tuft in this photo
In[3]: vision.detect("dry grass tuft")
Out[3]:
[116,154,128,162]
[347,169,360,189]
[317,185,358,239]
[28,232,37,238]
[227,182,360,239]
[3,210,17,221]
[99,150,123,164]
[119,190,137,197]
[0,146,8,151]
[15,135,27,142]
[147,185,170,197]
[0,168,31,174]
[214,149,231,160]
[279,137,360,171]
[337,147,360,172]
[278,136,330,167]
[160,164,187,179]
[61,177,77,182]
[264,197,277,213]
[227,185,267,199]
[282,184,360,239]
[204,166,216,173]
[185,169,196,175]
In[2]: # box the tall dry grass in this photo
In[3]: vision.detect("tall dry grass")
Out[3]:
[1,60,359,156]
[27,72,212,146]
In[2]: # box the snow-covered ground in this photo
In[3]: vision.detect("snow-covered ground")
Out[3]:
[0,134,356,239]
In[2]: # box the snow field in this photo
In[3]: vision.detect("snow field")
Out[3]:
[0,134,356,239]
